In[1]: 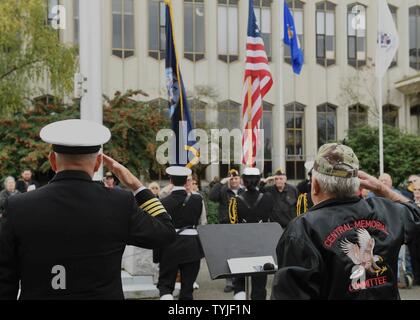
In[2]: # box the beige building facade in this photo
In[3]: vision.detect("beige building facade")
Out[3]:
[53,0,420,180]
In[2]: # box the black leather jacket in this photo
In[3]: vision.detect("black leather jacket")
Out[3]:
[271,197,420,300]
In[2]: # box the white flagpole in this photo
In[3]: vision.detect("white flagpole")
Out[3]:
[79,0,103,179]
[377,77,384,175]
[377,1,384,175]
[273,0,285,172]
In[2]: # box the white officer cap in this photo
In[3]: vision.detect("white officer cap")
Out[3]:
[242,167,261,176]
[166,166,192,177]
[40,119,111,154]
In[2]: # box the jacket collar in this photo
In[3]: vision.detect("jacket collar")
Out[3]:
[49,170,94,184]
[310,196,361,212]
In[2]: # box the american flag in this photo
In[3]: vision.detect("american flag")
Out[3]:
[242,0,273,167]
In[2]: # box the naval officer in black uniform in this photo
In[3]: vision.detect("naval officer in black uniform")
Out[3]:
[0,119,176,300]
[229,167,275,300]
[156,166,204,300]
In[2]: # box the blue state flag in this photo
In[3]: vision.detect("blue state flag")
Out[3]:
[284,2,304,74]
[165,0,196,166]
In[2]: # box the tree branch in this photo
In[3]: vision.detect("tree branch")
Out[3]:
[0,59,42,80]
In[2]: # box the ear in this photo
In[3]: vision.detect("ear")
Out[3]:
[93,154,103,173]
[49,152,58,172]
[311,175,321,196]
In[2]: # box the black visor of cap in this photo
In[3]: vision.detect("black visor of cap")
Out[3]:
[52,145,101,155]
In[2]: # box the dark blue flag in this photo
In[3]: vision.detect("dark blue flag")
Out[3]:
[165,1,196,166]
[284,2,304,74]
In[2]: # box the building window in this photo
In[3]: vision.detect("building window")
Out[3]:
[188,99,206,128]
[285,0,304,65]
[316,1,336,66]
[347,3,366,68]
[218,100,241,130]
[253,0,272,61]
[410,105,420,136]
[389,5,397,68]
[218,100,240,177]
[74,0,79,45]
[317,103,337,148]
[262,102,273,176]
[218,0,239,63]
[184,0,205,62]
[409,6,420,71]
[348,104,368,130]
[149,0,166,60]
[112,0,135,59]
[285,103,305,180]
[383,104,399,127]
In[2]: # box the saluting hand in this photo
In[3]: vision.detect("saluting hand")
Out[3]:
[358,170,409,203]
[102,154,143,191]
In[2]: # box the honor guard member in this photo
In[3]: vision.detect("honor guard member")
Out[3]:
[296,161,315,216]
[260,168,299,229]
[228,168,275,300]
[209,168,245,293]
[271,143,420,300]
[157,166,204,300]
[0,119,176,300]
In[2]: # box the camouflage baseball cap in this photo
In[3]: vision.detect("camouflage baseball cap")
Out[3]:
[313,143,359,178]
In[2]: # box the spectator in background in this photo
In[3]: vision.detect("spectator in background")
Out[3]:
[103,172,116,189]
[16,169,38,193]
[367,173,401,198]
[190,174,207,226]
[402,175,419,201]
[414,181,420,207]
[148,182,161,198]
[409,180,420,285]
[0,177,20,217]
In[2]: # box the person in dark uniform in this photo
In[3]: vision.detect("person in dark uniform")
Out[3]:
[156,166,204,300]
[260,168,298,229]
[296,161,315,216]
[271,143,420,300]
[0,119,176,300]
[209,168,245,292]
[228,168,275,300]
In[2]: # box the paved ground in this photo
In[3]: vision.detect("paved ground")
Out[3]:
[192,260,420,300]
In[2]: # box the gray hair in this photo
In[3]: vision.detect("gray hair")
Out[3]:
[312,169,360,199]
[4,176,15,187]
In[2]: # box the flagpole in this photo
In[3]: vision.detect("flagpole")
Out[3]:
[247,76,253,167]
[377,1,384,175]
[79,0,103,180]
[273,0,285,173]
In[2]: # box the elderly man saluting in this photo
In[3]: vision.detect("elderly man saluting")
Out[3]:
[0,119,176,300]
[271,143,420,300]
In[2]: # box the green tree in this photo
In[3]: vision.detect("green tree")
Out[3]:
[0,0,77,115]
[0,91,169,180]
[346,125,420,186]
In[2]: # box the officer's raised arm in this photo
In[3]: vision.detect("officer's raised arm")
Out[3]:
[103,154,176,248]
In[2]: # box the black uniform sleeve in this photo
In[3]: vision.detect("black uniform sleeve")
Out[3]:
[127,189,176,249]
[271,226,323,300]
[0,200,19,300]
[208,183,223,202]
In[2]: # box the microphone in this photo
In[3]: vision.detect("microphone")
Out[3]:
[263,263,275,271]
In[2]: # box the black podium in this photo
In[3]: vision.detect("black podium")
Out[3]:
[197,223,283,299]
